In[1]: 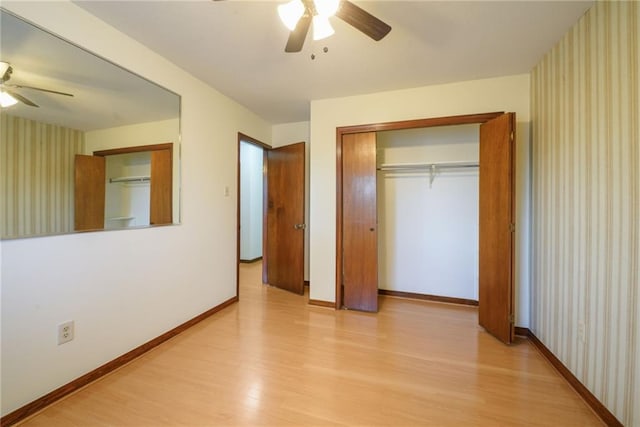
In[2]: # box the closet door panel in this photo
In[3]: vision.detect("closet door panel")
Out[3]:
[342,132,378,312]
[74,154,105,231]
[150,148,173,225]
[478,113,515,344]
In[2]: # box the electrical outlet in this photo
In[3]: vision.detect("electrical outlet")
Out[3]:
[57,320,74,345]
[578,321,586,344]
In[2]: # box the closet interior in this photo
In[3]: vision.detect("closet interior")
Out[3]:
[105,151,152,229]
[376,124,481,303]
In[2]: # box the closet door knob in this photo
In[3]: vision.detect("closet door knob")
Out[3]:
[369,227,375,231]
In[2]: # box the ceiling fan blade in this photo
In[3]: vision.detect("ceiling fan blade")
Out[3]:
[6,89,39,108]
[7,83,74,97]
[285,13,312,53]
[336,0,391,41]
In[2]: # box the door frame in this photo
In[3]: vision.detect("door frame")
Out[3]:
[237,133,271,298]
[335,112,505,310]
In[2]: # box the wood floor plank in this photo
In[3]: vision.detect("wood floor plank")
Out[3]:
[18,261,602,426]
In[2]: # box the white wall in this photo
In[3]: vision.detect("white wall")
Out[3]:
[0,1,271,416]
[272,121,310,281]
[239,141,263,260]
[309,74,531,327]
[377,125,479,300]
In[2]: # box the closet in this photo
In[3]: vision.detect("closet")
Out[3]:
[337,112,515,344]
[74,143,173,231]
[377,124,480,303]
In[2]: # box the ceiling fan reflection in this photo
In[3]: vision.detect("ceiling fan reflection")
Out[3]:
[0,61,74,108]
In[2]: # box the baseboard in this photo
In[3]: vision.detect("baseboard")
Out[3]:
[0,296,239,427]
[308,299,335,308]
[514,326,529,337]
[518,327,622,427]
[239,257,262,263]
[378,289,479,306]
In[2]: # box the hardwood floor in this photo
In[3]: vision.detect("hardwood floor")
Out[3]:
[18,261,602,426]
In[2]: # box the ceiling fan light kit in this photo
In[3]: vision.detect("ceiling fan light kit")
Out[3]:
[280,0,391,53]
[312,15,334,40]
[314,0,339,17]
[0,90,18,108]
[278,0,305,31]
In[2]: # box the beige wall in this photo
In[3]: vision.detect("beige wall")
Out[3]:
[309,74,531,326]
[530,1,639,425]
[0,113,85,238]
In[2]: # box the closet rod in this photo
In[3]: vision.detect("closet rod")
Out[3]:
[109,176,151,184]
[377,161,478,171]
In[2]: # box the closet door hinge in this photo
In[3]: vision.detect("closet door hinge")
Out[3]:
[509,313,515,323]
[510,131,514,142]
[509,223,516,233]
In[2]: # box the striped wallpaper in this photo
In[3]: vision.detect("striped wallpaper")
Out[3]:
[0,113,85,239]
[531,1,639,425]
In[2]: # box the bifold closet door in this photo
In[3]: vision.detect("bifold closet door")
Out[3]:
[342,132,378,312]
[74,154,105,231]
[150,148,173,225]
[478,112,515,344]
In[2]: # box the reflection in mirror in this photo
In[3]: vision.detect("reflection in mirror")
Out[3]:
[0,8,181,239]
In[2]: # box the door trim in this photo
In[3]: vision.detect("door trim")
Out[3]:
[93,143,173,157]
[237,133,271,299]
[335,112,504,310]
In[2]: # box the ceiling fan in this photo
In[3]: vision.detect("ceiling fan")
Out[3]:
[0,61,74,108]
[279,0,391,52]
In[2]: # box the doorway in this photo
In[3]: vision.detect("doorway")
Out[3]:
[336,112,516,344]
[377,124,481,304]
[237,133,306,297]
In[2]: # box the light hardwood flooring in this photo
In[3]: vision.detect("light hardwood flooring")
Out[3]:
[19,261,602,426]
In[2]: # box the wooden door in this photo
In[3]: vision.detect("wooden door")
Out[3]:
[74,154,106,231]
[342,132,378,312]
[265,142,305,295]
[150,148,173,225]
[478,113,515,344]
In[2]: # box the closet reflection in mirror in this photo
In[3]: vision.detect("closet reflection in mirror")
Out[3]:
[0,9,181,239]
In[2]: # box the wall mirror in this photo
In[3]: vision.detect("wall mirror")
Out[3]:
[0,8,181,240]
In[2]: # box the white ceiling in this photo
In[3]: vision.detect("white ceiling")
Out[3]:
[73,0,594,124]
[1,1,593,129]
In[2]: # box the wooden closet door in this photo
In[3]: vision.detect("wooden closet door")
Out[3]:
[478,113,515,344]
[342,132,378,312]
[150,148,173,225]
[74,154,105,231]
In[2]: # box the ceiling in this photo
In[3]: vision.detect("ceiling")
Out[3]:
[74,0,593,124]
[2,1,594,128]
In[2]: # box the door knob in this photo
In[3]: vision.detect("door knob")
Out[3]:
[294,223,306,230]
